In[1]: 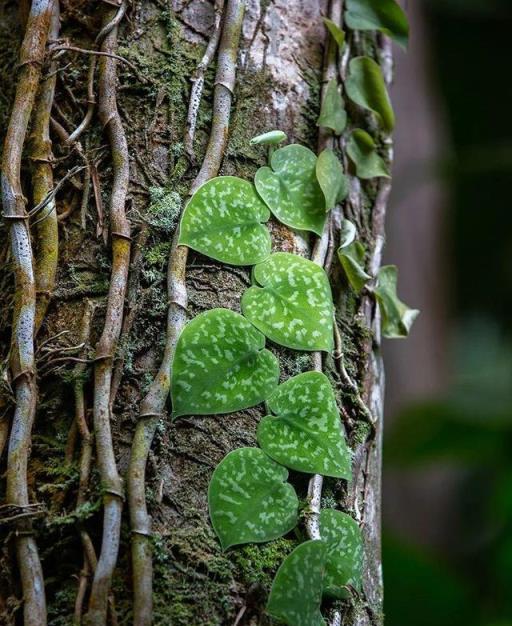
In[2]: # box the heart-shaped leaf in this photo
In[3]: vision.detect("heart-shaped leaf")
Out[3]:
[317,79,347,136]
[374,266,419,338]
[345,0,409,49]
[171,308,280,417]
[320,509,364,598]
[267,540,327,626]
[323,17,346,49]
[346,57,395,132]
[347,129,390,179]
[254,144,326,235]
[258,372,352,479]
[316,148,348,210]
[208,447,299,550]
[178,176,271,266]
[250,130,287,145]
[241,253,334,352]
[338,219,371,293]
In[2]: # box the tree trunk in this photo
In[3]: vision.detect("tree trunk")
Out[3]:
[0,1,393,624]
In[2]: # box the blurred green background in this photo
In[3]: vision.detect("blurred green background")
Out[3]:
[383,1,512,625]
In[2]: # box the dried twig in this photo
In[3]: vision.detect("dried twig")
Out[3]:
[184,0,225,162]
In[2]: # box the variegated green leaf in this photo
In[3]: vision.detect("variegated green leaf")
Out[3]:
[374,265,419,338]
[346,57,395,132]
[171,308,280,417]
[320,509,364,598]
[208,447,299,550]
[254,144,326,235]
[178,176,271,266]
[317,78,347,135]
[267,540,327,626]
[345,0,409,49]
[250,130,287,145]
[258,372,352,479]
[241,253,334,352]
[316,148,348,210]
[323,17,346,49]
[347,129,390,179]
[337,219,371,293]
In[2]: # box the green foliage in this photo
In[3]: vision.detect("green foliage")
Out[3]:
[323,18,346,49]
[241,253,334,352]
[267,540,327,626]
[345,0,409,49]
[320,509,364,598]
[257,372,352,479]
[254,144,326,235]
[316,148,348,210]
[171,308,280,417]
[374,266,419,338]
[208,448,299,550]
[317,79,347,136]
[347,129,390,179]
[346,57,395,132]
[250,130,288,145]
[178,176,271,266]
[337,219,371,293]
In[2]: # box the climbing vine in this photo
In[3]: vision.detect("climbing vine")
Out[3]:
[166,1,416,624]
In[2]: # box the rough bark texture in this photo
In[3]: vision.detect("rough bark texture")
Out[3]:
[0,1,390,624]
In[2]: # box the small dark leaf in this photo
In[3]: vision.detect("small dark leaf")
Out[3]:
[374,265,419,338]
[323,17,346,49]
[346,57,395,132]
[316,148,348,210]
[317,79,347,135]
[347,129,390,179]
[345,0,409,49]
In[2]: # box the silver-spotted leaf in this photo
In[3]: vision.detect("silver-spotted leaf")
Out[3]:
[254,144,326,235]
[345,0,409,49]
[374,265,419,338]
[171,308,280,417]
[178,176,271,266]
[323,17,346,49]
[320,509,364,598]
[241,253,334,352]
[258,372,352,479]
[337,220,371,293]
[208,447,299,550]
[250,130,287,145]
[317,79,347,135]
[316,148,348,210]
[267,540,327,626]
[347,129,390,179]
[346,57,395,132]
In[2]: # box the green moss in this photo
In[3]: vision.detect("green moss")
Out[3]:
[151,525,238,626]
[232,537,297,591]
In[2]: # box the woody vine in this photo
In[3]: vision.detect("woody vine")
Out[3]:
[0,1,416,625]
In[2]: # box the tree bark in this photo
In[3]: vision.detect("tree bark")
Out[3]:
[0,1,393,624]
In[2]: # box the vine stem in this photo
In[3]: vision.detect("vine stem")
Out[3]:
[184,0,225,162]
[127,2,246,624]
[31,0,60,333]
[305,0,342,544]
[1,1,55,624]
[84,5,131,625]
